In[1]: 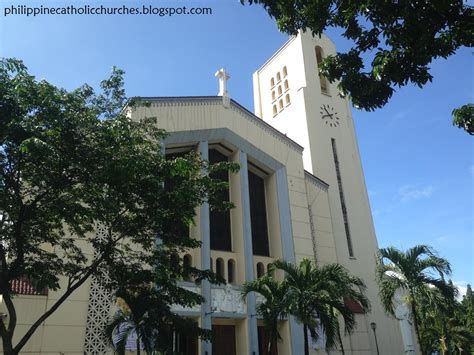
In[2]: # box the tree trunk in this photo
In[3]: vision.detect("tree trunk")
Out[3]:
[267,338,273,355]
[13,254,109,353]
[303,323,309,355]
[1,334,15,355]
[0,290,17,355]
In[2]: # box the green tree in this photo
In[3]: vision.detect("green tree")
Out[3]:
[242,0,473,133]
[417,283,474,355]
[271,259,369,355]
[452,104,474,135]
[459,284,474,353]
[105,286,209,355]
[376,245,452,354]
[0,58,236,355]
[242,274,290,355]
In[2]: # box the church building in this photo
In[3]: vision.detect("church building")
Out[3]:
[4,31,412,354]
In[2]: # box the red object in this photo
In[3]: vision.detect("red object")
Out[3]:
[9,278,48,296]
[344,298,365,314]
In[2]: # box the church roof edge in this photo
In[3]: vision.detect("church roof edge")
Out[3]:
[132,96,304,153]
[304,170,329,190]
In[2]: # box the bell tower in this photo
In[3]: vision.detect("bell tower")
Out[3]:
[253,30,406,354]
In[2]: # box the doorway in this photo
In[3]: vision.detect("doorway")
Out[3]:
[212,324,236,355]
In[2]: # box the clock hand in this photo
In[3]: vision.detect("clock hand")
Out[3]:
[324,107,334,119]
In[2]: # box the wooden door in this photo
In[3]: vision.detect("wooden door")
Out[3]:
[212,325,236,355]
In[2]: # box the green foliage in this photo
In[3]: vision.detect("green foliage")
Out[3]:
[461,285,474,331]
[242,0,473,132]
[0,57,237,354]
[243,258,369,355]
[416,282,474,354]
[242,274,290,354]
[452,104,474,135]
[105,287,211,355]
[376,245,453,353]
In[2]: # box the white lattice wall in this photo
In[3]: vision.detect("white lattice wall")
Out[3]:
[83,225,114,354]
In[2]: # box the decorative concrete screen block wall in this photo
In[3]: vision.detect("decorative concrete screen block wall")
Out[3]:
[83,225,114,355]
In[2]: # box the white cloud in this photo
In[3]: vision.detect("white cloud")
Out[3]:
[454,281,469,301]
[398,184,434,202]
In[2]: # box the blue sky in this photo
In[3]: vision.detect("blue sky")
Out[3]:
[1,0,472,293]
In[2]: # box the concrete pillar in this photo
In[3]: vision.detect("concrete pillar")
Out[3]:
[239,151,259,355]
[199,141,212,355]
[276,168,304,355]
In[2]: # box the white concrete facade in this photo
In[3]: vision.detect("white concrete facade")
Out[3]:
[1,32,413,354]
[253,31,408,354]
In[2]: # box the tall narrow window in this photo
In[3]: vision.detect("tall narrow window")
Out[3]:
[227,259,236,284]
[285,94,291,105]
[315,46,329,95]
[277,86,282,96]
[331,138,354,257]
[248,171,270,256]
[283,66,288,77]
[272,91,276,101]
[209,149,232,251]
[216,258,225,280]
[183,254,192,281]
[279,100,284,111]
[165,152,190,240]
[256,262,265,278]
[170,253,180,274]
[276,72,281,82]
[273,105,277,116]
[284,80,289,91]
[270,77,275,87]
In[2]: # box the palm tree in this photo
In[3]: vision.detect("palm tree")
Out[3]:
[417,283,474,355]
[242,275,290,355]
[272,259,370,355]
[105,292,157,355]
[376,245,452,354]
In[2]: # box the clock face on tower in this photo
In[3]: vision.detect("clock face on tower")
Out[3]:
[320,104,341,127]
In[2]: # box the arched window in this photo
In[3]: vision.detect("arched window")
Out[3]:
[315,46,324,65]
[210,257,213,271]
[283,66,288,77]
[315,46,329,94]
[272,91,276,101]
[276,72,281,82]
[256,262,265,278]
[216,258,225,280]
[183,254,192,281]
[284,80,289,91]
[267,264,274,277]
[285,94,291,105]
[170,253,180,274]
[273,105,277,116]
[270,77,275,88]
[279,100,284,111]
[277,86,282,96]
[227,259,236,284]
